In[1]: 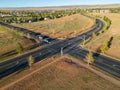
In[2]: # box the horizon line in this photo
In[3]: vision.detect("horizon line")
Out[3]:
[0,3,120,9]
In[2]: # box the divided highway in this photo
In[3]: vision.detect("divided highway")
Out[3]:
[0,19,120,79]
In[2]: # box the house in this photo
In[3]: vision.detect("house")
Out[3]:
[100,9,110,13]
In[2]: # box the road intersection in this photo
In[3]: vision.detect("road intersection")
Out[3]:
[0,19,120,78]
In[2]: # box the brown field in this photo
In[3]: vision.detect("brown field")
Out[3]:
[0,25,34,58]
[3,57,120,90]
[13,14,94,39]
[88,13,120,60]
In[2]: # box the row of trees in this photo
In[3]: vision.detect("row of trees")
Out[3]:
[103,16,111,30]
[99,16,111,53]
[91,16,112,54]
[109,8,120,13]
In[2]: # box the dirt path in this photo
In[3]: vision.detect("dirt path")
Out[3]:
[0,56,63,90]
[69,56,120,87]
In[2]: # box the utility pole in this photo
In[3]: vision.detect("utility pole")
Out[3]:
[83,35,86,46]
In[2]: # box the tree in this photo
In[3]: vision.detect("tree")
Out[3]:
[103,25,107,32]
[100,41,109,53]
[85,51,94,66]
[27,33,31,38]
[19,32,25,36]
[28,55,34,68]
[16,43,23,54]
[98,30,103,35]
[92,32,96,38]
[103,16,111,29]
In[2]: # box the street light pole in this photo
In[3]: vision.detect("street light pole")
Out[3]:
[61,47,63,56]
[79,35,86,47]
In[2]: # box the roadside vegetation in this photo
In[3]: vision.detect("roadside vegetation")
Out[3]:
[2,57,119,90]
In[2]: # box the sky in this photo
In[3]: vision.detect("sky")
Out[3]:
[0,0,120,7]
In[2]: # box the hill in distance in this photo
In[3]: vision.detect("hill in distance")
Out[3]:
[0,4,120,10]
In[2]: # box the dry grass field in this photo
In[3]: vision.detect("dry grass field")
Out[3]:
[3,57,120,90]
[13,14,94,39]
[0,25,34,56]
[88,13,120,60]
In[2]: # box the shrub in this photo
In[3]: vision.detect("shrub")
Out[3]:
[16,43,23,54]
[28,55,35,68]
[100,41,109,53]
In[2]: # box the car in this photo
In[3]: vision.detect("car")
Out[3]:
[43,38,55,43]
[39,35,49,40]
[43,38,51,43]
[30,32,41,38]
[38,35,44,40]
